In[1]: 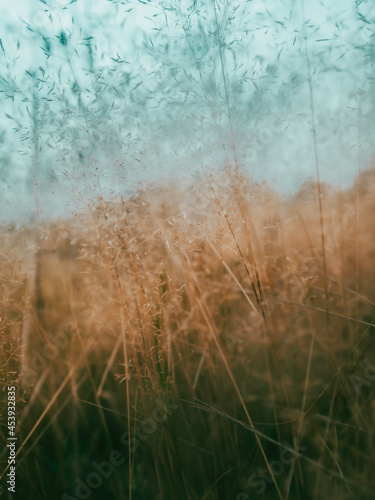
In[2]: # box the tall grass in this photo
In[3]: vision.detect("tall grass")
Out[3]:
[1,1,375,499]
[1,168,375,499]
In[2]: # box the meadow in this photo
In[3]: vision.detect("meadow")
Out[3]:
[1,166,374,499]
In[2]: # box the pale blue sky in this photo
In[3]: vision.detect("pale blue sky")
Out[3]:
[0,0,374,221]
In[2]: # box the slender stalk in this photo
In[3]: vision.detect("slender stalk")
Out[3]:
[300,0,329,327]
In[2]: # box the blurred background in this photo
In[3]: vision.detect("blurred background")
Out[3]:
[0,0,374,221]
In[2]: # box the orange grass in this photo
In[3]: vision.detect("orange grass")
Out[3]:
[1,167,375,500]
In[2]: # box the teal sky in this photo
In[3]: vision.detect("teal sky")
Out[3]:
[0,0,374,221]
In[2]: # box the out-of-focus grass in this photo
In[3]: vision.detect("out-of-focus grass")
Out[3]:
[1,168,375,500]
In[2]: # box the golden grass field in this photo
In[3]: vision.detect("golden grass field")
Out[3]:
[1,167,375,499]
